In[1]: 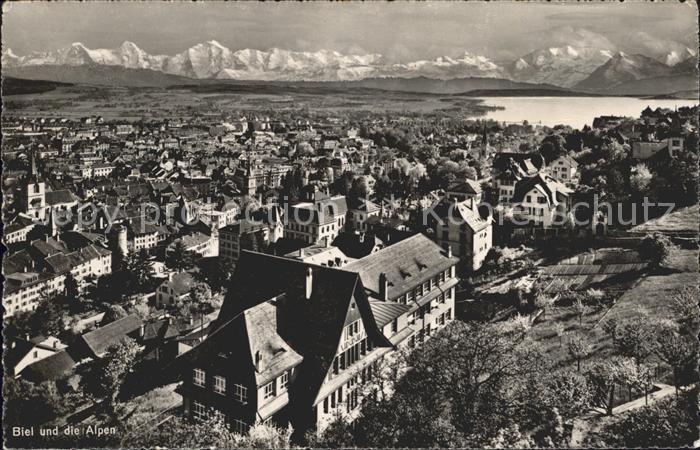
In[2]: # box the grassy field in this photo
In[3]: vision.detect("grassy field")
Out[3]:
[527,247,696,371]
[630,205,699,234]
[3,84,500,119]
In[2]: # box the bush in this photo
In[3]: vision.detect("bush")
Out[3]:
[638,233,672,267]
[598,391,699,447]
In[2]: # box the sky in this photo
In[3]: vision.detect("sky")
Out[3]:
[2,2,697,63]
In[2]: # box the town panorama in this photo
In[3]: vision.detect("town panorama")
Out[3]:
[2,2,699,449]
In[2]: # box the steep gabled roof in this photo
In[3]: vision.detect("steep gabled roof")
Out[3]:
[511,173,572,205]
[22,350,77,383]
[80,314,142,358]
[369,300,412,328]
[447,179,482,195]
[186,250,390,429]
[243,302,303,386]
[344,233,459,301]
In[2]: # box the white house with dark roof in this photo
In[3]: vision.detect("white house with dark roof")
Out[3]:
[284,191,348,245]
[427,198,493,270]
[510,173,573,228]
[156,272,196,307]
[545,155,579,187]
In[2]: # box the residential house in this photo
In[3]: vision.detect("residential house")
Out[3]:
[427,198,493,271]
[510,174,573,228]
[219,220,271,266]
[156,272,196,307]
[444,180,483,204]
[347,199,381,233]
[285,190,348,245]
[76,314,143,359]
[491,152,544,204]
[5,335,67,377]
[544,155,579,187]
[178,233,457,435]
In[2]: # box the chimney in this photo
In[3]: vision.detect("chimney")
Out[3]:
[305,267,313,300]
[53,340,58,349]
[446,245,452,258]
[335,257,342,268]
[298,247,304,258]
[325,236,330,248]
[379,273,388,301]
[139,323,145,338]
[359,232,365,243]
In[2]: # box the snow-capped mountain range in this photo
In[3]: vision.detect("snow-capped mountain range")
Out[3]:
[3,40,504,82]
[2,40,697,89]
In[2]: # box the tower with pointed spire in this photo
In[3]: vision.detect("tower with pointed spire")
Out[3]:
[24,149,46,220]
[480,125,489,159]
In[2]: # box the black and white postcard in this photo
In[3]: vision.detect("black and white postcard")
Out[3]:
[2,1,698,448]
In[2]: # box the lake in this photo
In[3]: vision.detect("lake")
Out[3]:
[478,96,699,129]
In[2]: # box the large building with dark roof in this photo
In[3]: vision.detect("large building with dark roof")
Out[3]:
[178,233,458,435]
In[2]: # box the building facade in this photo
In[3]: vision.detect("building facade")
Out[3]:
[178,233,458,436]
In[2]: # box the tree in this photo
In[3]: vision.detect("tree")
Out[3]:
[349,176,370,202]
[539,134,567,163]
[126,249,154,294]
[572,297,589,326]
[102,304,129,323]
[189,282,214,336]
[306,417,356,448]
[165,240,196,272]
[670,286,700,334]
[613,317,654,364]
[601,318,618,344]
[3,378,68,429]
[195,258,232,293]
[122,415,292,448]
[530,291,554,319]
[585,360,618,416]
[33,296,65,337]
[544,370,592,418]
[637,232,672,268]
[630,163,652,193]
[553,323,566,347]
[567,335,591,372]
[652,326,699,397]
[351,321,549,447]
[81,337,141,410]
[599,391,699,448]
[64,272,80,300]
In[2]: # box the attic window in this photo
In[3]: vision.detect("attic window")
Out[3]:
[415,260,428,271]
[350,301,356,310]
[399,268,411,279]
[274,348,287,355]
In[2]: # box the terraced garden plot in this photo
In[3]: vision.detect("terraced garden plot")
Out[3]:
[543,263,648,276]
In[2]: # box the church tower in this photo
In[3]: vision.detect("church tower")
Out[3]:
[24,149,46,220]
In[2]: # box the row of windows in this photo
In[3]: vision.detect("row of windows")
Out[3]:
[330,337,375,378]
[395,269,452,305]
[193,368,247,401]
[524,195,548,204]
[322,362,377,415]
[191,401,247,434]
[262,370,291,401]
